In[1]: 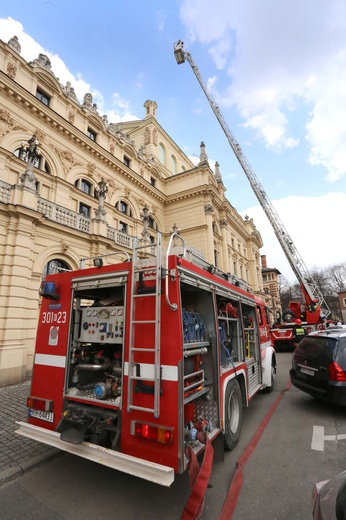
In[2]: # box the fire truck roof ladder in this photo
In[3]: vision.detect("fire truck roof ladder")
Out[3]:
[173,39,330,319]
[127,232,163,418]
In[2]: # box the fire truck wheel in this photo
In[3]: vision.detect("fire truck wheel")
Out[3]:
[224,379,243,451]
[263,362,276,393]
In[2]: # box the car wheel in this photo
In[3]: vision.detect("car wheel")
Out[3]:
[224,379,243,450]
[263,362,276,393]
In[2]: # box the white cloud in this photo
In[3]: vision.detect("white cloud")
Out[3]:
[180,0,346,181]
[242,192,346,283]
[0,17,137,122]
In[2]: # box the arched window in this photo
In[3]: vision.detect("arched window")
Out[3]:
[115,200,132,217]
[13,147,51,173]
[74,178,96,197]
[43,259,71,277]
[159,143,165,165]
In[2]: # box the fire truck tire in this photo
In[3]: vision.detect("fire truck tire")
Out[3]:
[263,361,276,393]
[224,379,243,451]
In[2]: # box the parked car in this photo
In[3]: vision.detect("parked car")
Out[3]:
[312,469,346,519]
[290,328,346,406]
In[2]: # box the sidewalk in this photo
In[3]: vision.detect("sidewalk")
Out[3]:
[0,379,58,485]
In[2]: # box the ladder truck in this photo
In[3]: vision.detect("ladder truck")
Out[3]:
[173,40,330,349]
[16,232,275,488]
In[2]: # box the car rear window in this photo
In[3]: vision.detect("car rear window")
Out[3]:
[297,335,337,361]
[335,337,346,369]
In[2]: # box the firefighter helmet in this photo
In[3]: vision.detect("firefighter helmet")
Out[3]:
[295,319,302,325]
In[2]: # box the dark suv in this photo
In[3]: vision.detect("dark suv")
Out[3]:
[290,327,346,406]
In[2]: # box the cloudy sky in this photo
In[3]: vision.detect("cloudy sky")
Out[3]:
[1,1,346,283]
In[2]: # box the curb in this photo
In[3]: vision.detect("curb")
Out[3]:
[0,448,60,486]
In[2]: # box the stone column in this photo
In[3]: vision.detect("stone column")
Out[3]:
[220,218,229,271]
[204,203,214,264]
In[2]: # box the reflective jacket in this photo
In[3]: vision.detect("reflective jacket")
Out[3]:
[292,326,305,344]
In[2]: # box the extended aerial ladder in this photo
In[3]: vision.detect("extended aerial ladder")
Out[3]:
[173,40,330,320]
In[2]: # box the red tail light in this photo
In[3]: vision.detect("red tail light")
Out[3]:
[27,397,53,412]
[329,362,346,382]
[131,421,174,445]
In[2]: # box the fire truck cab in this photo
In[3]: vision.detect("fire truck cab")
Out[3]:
[16,233,276,486]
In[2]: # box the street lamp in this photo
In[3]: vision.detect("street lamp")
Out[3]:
[140,205,152,243]
[20,134,41,190]
[169,223,180,247]
[94,177,108,221]
[21,134,41,165]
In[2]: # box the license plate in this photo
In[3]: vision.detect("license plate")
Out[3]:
[29,409,54,423]
[300,367,315,376]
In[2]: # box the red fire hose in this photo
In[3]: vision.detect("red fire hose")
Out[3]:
[181,380,291,520]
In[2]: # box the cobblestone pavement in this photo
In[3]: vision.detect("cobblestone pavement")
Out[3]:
[0,379,58,485]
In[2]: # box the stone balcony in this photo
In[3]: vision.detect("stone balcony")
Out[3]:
[0,179,134,250]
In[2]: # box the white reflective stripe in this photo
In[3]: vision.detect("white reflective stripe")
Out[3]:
[124,362,178,381]
[35,353,66,368]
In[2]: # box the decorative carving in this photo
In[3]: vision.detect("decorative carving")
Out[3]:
[87,162,96,176]
[31,54,55,76]
[61,240,70,252]
[144,128,150,145]
[82,93,98,113]
[219,218,228,228]
[110,142,115,154]
[51,144,81,174]
[138,144,145,158]
[204,203,214,215]
[34,129,46,144]
[215,161,223,184]
[67,110,75,124]
[152,128,158,146]
[6,62,17,80]
[108,123,124,141]
[124,187,131,199]
[64,82,79,104]
[8,35,21,54]
[106,179,116,198]
[199,141,209,165]
[0,110,26,140]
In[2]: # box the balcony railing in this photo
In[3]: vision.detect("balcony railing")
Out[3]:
[0,180,133,249]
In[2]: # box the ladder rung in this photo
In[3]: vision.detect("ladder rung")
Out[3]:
[131,347,156,352]
[132,320,156,324]
[129,405,155,414]
[130,376,155,382]
[134,266,157,273]
[133,293,155,298]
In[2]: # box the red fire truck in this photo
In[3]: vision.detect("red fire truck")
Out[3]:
[16,233,276,486]
[270,285,324,349]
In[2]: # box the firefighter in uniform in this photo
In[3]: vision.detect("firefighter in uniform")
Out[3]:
[292,318,306,348]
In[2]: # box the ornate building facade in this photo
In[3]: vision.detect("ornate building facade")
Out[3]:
[0,35,265,386]
[261,255,282,323]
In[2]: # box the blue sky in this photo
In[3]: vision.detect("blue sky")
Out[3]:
[1,1,346,283]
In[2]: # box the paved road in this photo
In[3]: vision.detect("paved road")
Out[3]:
[1,353,345,519]
[0,379,57,484]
